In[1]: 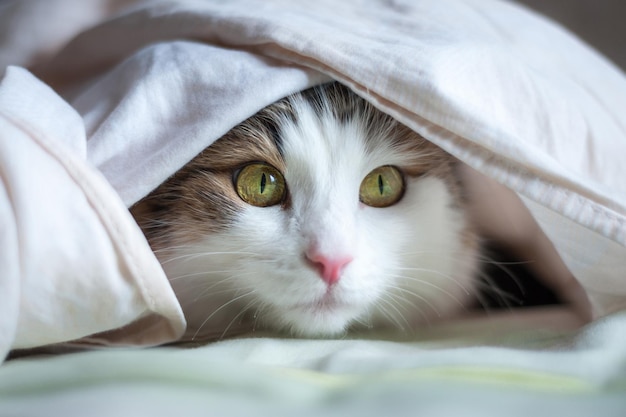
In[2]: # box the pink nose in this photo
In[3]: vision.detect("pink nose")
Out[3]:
[305,251,353,285]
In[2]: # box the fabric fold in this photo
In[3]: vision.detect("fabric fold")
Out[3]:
[0,66,185,361]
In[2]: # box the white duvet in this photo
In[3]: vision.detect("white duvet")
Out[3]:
[1,0,626,414]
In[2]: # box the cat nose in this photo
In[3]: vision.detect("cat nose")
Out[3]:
[305,251,353,285]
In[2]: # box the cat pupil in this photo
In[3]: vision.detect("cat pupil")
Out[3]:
[378,174,384,195]
[260,173,267,194]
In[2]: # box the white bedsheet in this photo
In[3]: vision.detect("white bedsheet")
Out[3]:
[1,309,624,416]
[1,1,626,412]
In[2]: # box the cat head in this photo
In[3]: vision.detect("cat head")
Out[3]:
[131,83,478,339]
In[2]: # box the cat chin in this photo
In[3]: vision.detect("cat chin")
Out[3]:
[265,303,364,337]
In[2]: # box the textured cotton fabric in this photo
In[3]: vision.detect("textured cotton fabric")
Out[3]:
[1,309,625,416]
[0,67,185,361]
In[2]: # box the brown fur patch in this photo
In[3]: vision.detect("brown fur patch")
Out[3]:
[130,112,285,250]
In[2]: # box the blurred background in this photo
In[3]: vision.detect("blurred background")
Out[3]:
[515,0,626,70]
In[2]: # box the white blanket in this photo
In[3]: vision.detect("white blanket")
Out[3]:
[1,0,625,378]
[1,309,625,416]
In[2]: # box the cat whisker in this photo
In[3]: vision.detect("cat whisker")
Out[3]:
[393,266,473,296]
[251,304,268,333]
[352,314,374,331]
[393,263,523,312]
[189,271,260,302]
[168,280,221,297]
[220,299,258,340]
[192,286,240,303]
[473,270,523,311]
[158,250,260,266]
[397,249,472,257]
[192,290,256,340]
[399,248,534,266]
[167,268,249,281]
[388,274,468,310]
[374,298,409,332]
[399,249,531,297]
[386,291,433,328]
[387,284,444,318]
[480,262,526,299]
[387,286,426,330]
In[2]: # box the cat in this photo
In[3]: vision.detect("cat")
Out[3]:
[130,82,480,340]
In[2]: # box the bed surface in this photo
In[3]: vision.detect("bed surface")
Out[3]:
[3,308,625,416]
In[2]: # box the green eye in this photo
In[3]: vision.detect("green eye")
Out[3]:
[235,163,286,207]
[359,166,405,208]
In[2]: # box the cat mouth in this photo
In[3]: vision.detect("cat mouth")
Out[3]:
[282,293,363,336]
[290,294,350,313]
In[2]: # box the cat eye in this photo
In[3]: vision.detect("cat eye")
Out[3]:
[359,165,405,208]
[235,163,286,207]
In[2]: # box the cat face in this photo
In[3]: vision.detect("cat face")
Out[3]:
[131,83,479,339]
